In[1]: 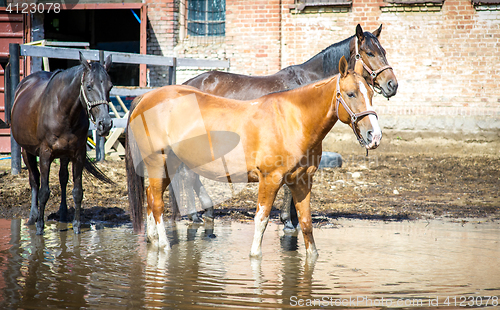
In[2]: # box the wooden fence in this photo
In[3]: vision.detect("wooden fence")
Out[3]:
[6,43,230,174]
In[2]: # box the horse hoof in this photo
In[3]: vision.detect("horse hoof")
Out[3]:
[188,213,203,223]
[283,221,299,234]
[35,223,44,235]
[202,212,215,221]
[73,221,81,234]
[26,218,36,226]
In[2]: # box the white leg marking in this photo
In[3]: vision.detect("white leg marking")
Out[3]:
[147,212,158,244]
[250,206,270,257]
[156,215,170,250]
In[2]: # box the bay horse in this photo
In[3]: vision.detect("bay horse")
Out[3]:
[172,24,397,229]
[126,56,380,257]
[11,52,114,235]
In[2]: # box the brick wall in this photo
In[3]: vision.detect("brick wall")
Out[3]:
[146,0,500,121]
[145,0,178,86]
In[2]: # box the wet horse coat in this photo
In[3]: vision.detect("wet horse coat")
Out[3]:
[10,53,114,235]
[174,24,397,227]
[126,57,380,256]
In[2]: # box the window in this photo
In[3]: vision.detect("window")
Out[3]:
[380,0,445,12]
[290,0,352,13]
[187,0,225,37]
[471,0,500,10]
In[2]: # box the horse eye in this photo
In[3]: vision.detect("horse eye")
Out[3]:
[87,85,93,91]
[347,92,355,98]
[367,52,375,57]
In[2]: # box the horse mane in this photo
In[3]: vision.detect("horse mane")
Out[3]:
[47,69,64,84]
[313,35,353,77]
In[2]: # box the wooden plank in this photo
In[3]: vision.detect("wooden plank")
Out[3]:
[110,87,156,97]
[20,45,99,60]
[105,127,125,154]
[177,58,229,68]
[20,45,230,68]
[103,51,174,66]
[61,3,144,10]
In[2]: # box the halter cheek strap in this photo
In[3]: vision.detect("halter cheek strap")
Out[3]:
[80,73,109,124]
[354,39,393,93]
[334,74,378,148]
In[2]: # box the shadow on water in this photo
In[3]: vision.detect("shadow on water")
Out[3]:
[0,218,499,309]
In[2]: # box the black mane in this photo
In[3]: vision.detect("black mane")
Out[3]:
[319,35,353,76]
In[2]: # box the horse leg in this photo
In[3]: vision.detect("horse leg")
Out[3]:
[288,174,318,258]
[193,175,214,220]
[22,150,40,225]
[36,149,53,235]
[181,166,202,223]
[280,185,298,233]
[250,175,282,257]
[71,155,85,234]
[147,176,170,249]
[58,157,70,223]
[169,183,180,221]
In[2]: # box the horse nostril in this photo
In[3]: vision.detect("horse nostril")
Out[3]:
[366,130,373,144]
[388,80,398,92]
[97,120,105,132]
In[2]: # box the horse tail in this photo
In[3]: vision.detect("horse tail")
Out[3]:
[84,156,115,185]
[125,96,145,233]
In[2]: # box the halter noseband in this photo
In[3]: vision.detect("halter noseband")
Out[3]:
[80,72,109,124]
[354,39,393,94]
[335,74,378,148]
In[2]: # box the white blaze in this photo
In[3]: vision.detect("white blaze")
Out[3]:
[358,81,382,138]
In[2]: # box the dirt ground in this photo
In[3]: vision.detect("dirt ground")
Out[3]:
[1,128,499,225]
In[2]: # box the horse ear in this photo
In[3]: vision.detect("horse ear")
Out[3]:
[104,54,112,72]
[79,52,91,71]
[339,56,348,78]
[355,24,365,43]
[372,24,382,38]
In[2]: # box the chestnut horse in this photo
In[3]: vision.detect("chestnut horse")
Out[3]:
[125,56,380,256]
[11,53,114,235]
[172,24,397,229]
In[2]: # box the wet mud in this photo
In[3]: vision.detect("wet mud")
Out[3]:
[0,130,499,224]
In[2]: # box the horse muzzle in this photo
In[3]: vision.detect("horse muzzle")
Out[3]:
[96,117,113,137]
[365,129,382,150]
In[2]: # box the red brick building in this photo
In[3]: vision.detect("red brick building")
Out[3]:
[146,0,500,132]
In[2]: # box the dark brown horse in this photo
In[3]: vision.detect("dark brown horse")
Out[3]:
[11,52,114,235]
[171,24,397,229]
[126,56,379,256]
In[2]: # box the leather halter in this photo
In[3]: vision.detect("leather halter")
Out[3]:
[354,39,393,93]
[80,72,109,124]
[335,74,378,148]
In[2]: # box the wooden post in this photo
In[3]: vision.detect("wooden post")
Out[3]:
[139,5,147,87]
[168,57,177,85]
[95,50,106,162]
[9,43,21,175]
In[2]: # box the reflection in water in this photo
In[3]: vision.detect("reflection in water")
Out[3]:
[0,218,499,309]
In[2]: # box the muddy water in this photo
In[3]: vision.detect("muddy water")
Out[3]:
[0,218,499,309]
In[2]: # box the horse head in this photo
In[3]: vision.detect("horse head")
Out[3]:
[354,24,398,98]
[79,52,113,136]
[337,56,382,150]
